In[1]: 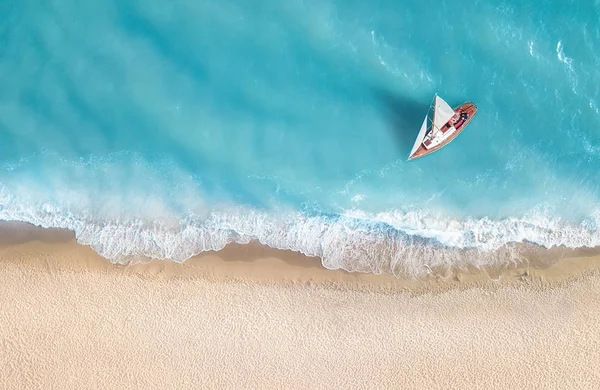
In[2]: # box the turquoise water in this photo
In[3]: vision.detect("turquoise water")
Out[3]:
[1,0,599,275]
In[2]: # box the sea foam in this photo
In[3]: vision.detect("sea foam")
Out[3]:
[1,185,598,276]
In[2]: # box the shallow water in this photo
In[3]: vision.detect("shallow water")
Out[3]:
[1,0,599,274]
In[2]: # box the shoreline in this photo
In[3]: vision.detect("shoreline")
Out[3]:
[2,220,600,293]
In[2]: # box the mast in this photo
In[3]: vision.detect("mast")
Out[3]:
[431,93,438,135]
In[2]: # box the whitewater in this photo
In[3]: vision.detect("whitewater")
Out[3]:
[1,0,599,275]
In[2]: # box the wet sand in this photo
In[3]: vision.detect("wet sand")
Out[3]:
[1,222,600,389]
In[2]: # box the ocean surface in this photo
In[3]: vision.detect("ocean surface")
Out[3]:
[1,0,599,275]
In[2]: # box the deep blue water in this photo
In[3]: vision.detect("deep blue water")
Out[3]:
[1,0,599,275]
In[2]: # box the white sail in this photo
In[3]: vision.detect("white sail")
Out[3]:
[409,114,429,158]
[432,95,455,133]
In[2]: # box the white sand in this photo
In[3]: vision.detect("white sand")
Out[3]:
[1,236,600,389]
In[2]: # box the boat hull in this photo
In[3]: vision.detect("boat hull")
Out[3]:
[408,102,477,160]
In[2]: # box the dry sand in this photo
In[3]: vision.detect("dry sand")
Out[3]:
[1,222,600,389]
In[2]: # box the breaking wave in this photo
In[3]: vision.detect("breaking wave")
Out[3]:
[1,188,598,276]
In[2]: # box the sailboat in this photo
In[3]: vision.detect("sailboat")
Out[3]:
[407,94,477,160]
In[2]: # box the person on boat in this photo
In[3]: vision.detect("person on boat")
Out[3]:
[454,112,469,128]
[451,112,460,124]
[443,111,459,129]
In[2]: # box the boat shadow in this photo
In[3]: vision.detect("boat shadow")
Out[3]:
[371,88,431,158]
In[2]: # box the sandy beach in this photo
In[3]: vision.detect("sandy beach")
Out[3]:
[1,222,600,389]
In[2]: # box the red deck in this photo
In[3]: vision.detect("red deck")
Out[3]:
[408,102,477,160]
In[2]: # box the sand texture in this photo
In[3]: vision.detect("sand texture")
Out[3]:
[1,223,600,389]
